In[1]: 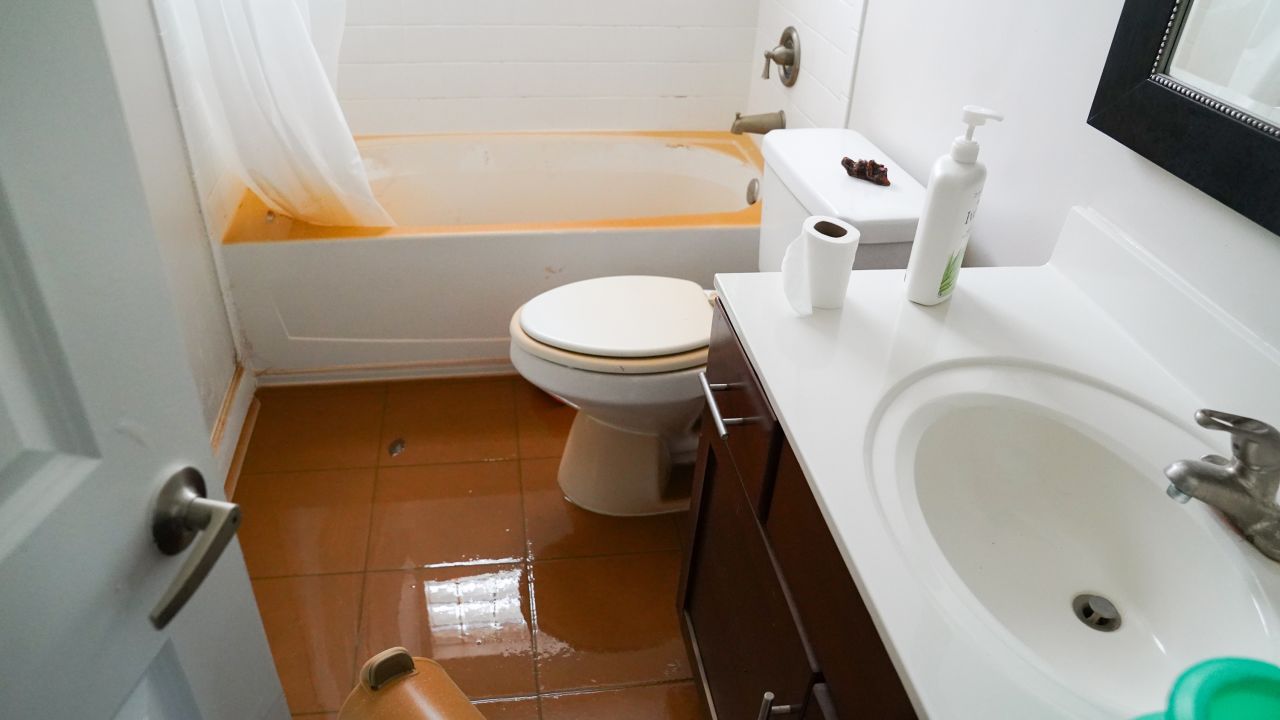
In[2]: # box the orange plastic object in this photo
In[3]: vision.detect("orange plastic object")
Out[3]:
[338,648,484,720]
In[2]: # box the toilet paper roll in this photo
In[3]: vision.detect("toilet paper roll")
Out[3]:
[780,215,860,315]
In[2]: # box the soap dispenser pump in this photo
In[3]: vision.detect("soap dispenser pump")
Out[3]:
[904,105,1003,306]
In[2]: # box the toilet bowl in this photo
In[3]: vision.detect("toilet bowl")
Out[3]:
[509,275,712,516]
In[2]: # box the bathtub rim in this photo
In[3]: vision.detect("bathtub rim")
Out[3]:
[221,130,763,246]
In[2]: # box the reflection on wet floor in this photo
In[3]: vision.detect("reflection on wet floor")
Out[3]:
[232,377,699,719]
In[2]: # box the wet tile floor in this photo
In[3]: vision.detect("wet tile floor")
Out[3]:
[231,376,701,719]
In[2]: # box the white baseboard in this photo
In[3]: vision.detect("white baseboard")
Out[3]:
[210,364,258,490]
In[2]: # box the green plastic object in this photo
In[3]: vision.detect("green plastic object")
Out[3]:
[1135,658,1280,720]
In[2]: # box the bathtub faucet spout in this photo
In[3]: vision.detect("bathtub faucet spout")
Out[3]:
[731,111,786,135]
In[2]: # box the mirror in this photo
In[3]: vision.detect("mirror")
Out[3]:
[1167,0,1280,127]
[1089,0,1280,235]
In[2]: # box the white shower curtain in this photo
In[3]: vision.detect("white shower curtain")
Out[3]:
[194,0,392,226]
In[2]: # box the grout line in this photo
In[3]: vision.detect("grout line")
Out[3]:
[250,569,371,582]
[251,563,531,589]
[470,693,543,705]
[531,546,682,566]
[247,544,680,582]
[538,677,698,700]
[236,455,523,479]
[510,378,546,719]
[351,384,390,685]
[363,558,526,575]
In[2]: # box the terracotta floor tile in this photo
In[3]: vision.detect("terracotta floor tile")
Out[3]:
[381,378,518,466]
[540,683,702,720]
[521,458,678,560]
[253,574,363,714]
[236,469,375,578]
[366,462,525,569]
[532,552,691,692]
[243,384,385,474]
[474,697,541,720]
[514,380,575,459]
[291,715,339,720]
[358,565,537,700]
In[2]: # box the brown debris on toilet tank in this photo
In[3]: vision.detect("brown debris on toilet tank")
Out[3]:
[841,157,891,186]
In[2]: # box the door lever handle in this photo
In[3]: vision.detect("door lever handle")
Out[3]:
[149,466,242,629]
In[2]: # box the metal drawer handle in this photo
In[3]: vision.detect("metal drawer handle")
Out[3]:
[149,467,242,629]
[757,691,799,719]
[698,371,748,439]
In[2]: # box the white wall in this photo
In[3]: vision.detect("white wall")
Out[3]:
[336,0,760,134]
[744,0,865,128]
[95,0,244,433]
[849,0,1280,346]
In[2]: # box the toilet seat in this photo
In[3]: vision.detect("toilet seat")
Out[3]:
[510,309,707,375]
[518,276,712,358]
[512,276,713,375]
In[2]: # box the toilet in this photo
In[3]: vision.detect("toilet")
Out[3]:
[510,129,924,516]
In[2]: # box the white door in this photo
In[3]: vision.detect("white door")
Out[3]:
[0,2,285,718]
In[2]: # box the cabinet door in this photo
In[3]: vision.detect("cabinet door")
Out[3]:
[766,444,916,718]
[683,432,816,720]
[705,300,780,514]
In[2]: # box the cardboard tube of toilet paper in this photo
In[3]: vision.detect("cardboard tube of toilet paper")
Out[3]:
[780,215,860,314]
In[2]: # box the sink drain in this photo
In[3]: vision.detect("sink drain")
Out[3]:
[1072,594,1121,632]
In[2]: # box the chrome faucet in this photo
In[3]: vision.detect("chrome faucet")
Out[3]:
[1165,409,1280,561]
[731,111,786,135]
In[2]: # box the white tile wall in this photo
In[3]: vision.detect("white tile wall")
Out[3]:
[338,0,760,133]
[744,0,864,128]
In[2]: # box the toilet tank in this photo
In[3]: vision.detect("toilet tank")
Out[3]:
[758,129,925,271]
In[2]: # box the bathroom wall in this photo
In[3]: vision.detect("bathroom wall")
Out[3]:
[743,0,865,128]
[849,0,1280,346]
[336,0,760,134]
[96,0,255,475]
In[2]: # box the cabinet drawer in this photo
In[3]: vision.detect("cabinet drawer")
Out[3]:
[684,432,816,720]
[765,444,916,718]
[705,300,779,513]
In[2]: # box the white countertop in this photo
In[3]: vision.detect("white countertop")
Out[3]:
[713,209,1280,718]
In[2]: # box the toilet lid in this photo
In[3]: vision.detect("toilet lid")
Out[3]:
[519,276,712,358]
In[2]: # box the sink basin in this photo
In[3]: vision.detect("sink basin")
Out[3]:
[868,362,1279,715]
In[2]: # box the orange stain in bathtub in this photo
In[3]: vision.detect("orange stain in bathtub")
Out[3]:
[221,131,763,245]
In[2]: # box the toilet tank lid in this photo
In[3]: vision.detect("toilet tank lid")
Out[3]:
[763,129,924,238]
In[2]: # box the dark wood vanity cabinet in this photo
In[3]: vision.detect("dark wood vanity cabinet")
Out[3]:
[681,431,816,719]
[679,301,915,720]
[767,444,915,718]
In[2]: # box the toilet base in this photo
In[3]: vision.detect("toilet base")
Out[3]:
[557,413,693,516]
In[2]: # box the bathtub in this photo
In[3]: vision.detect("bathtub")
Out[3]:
[221,131,762,381]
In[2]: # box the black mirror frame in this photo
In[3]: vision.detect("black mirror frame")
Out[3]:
[1089,0,1280,236]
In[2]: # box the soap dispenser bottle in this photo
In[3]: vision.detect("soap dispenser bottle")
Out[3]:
[904,106,1003,306]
